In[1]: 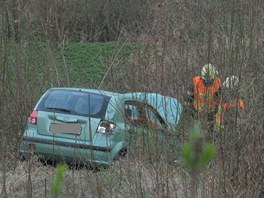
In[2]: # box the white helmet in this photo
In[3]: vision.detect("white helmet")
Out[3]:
[201,63,218,80]
[223,75,239,88]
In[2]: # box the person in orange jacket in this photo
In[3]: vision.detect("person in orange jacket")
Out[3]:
[215,75,245,131]
[184,63,222,132]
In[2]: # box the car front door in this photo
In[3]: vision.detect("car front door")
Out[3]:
[124,100,167,159]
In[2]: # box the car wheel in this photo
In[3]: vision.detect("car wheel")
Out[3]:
[112,149,127,167]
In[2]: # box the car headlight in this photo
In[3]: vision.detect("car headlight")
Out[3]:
[97,121,116,134]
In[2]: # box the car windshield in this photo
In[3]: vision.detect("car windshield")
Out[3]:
[37,89,110,118]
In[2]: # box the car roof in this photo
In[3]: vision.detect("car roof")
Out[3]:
[46,88,182,127]
[49,87,121,97]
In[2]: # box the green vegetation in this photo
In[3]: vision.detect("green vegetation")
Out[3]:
[182,121,215,197]
[52,164,67,198]
[62,42,135,87]
[4,41,135,90]
[182,121,215,173]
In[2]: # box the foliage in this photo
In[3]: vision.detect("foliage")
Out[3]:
[62,41,136,87]
[182,121,215,173]
[51,163,67,198]
[182,122,215,172]
[182,121,215,197]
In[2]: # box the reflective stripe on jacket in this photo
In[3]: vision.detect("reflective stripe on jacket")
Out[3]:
[215,96,224,130]
[193,76,221,112]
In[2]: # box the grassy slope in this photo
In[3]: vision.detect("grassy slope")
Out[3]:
[60,42,134,88]
[2,41,135,115]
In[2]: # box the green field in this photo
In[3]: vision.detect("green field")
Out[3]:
[3,41,135,93]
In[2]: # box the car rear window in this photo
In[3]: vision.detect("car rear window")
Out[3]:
[36,89,110,118]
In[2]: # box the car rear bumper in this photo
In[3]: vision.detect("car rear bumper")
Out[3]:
[21,136,112,152]
[19,136,117,166]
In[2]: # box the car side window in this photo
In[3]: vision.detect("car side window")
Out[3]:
[145,107,164,129]
[124,101,164,129]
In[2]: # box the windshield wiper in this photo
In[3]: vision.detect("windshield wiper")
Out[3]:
[47,107,71,113]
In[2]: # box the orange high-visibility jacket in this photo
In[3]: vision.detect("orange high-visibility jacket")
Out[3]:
[193,76,222,112]
[223,98,245,110]
[215,97,245,130]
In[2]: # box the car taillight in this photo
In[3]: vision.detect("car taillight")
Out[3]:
[28,143,36,150]
[29,110,38,125]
